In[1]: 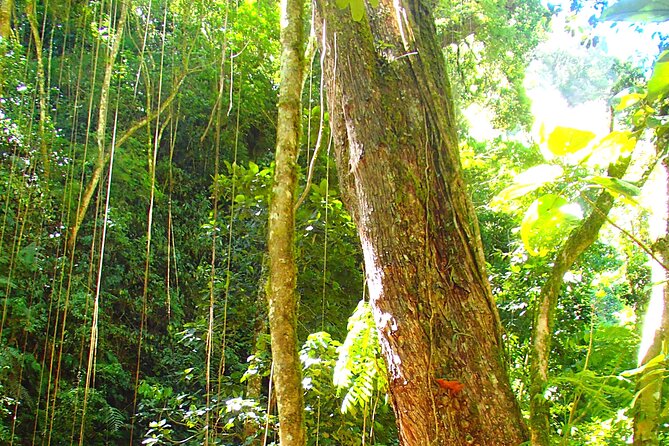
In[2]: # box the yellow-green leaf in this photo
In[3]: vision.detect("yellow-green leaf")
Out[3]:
[589,176,641,199]
[648,50,669,102]
[491,164,564,206]
[621,353,666,377]
[350,0,365,21]
[601,0,669,22]
[546,126,596,157]
[520,194,582,256]
[585,131,636,168]
[611,91,646,111]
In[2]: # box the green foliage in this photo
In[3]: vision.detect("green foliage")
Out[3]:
[490,123,641,256]
[601,0,669,22]
[333,300,387,415]
[437,0,549,130]
[647,50,669,101]
[335,0,371,22]
[520,193,582,256]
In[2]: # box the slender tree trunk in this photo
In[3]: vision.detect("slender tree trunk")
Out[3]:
[315,1,526,444]
[26,0,49,180]
[529,158,630,445]
[633,156,669,446]
[65,61,187,252]
[65,2,126,252]
[266,0,305,444]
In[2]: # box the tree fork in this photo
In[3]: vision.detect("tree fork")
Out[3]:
[528,156,631,445]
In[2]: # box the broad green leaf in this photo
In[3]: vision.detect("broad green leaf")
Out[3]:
[350,0,365,21]
[546,126,596,157]
[585,131,636,168]
[335,0,367,21]
[491,164,564,205]
[588,176,641,199]
[620,353,666,377]
[648,50,669,102]
[601,0,669,22]
[521,194,582,256]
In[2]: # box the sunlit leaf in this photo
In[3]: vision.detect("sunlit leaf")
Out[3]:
[335,0,369,21]
[334,300,387,414]
[546,126,596,157]
[520,194,582,256]
[585,131,636,168]
[491,164,564,205]
[601,0,669,22]
[611,89,646,111]
[588,176,641,199]
[648,50,669,102]
[620,353,666,377]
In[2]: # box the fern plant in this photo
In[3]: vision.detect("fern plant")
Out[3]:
[333,299,387,415]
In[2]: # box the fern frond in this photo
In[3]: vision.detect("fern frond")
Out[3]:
[333,300,387,414]
[104,406,125,433]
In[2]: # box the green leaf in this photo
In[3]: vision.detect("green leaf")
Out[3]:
[601,0,669,22]
[621,353,666,377]
[334,300,387,413]
[584,131,636,168]
[588,176,641,199]
[491,164,564,205]
[335,0,348,9]
[546,126,596,157]
[648,50,669,102]
[611,89,646,111]
[520,194,582,256]
[350,0,365,21]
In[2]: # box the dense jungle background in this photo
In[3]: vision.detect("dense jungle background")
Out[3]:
[1,0,668,444]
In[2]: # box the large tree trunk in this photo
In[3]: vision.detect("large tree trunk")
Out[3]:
[314,1,527,444]
[266,0,305,444]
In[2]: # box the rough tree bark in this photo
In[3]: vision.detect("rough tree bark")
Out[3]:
[0,0,12,98]
[266,0,305,444]
[0,0,10,38]
[528,158,630,445]
[315,0,527,444]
